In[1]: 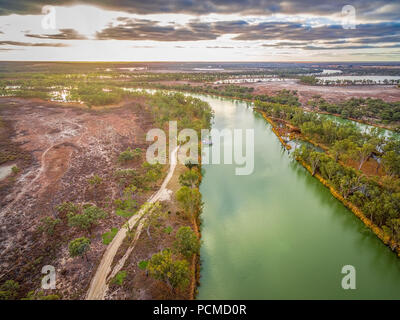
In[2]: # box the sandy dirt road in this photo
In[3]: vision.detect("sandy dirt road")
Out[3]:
[86,146,179,300]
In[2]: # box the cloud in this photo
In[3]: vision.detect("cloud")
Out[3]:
[303,44,400,50]
[0,1,398,59]
[0,0,400,21]
[25,28,87,40]
[96,19,218,41]
[206,46,235,48]
[262,42,307,47]
[95,17,400,50]
[0,41,68,47]
[230,21,400,41]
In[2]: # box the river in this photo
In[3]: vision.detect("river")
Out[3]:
[320,113,400,140]
[193,94,400,299]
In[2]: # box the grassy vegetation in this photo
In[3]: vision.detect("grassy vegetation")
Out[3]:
[118,147,142,163]
[138,260,148,270]
[0,280,19,300]
[163,226,173,234]
[38,217,61,236]
[11,165,20,174]
[102,227,118,245]
[68,237,91,259]
[299,75,319,85]
[112,271,127,286]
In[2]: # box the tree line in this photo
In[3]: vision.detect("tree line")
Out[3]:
[255,98,400,248]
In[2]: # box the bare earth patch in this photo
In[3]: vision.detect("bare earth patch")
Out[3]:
[237,80,400,104]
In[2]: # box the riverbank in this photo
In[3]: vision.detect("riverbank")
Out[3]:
[254,109,400,257]
[299,159,400,256]
[186,145,205,299]
[258,111,292,150]
[194,93,400,299]
[0,92,210,300]
[189,206,201,300]
[132,83,400,134]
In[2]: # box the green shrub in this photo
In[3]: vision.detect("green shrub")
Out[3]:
[0,280,19,300]
[23,291,60,300]
[173,226,200,258]
[118,148,142,163]
[142,161,163,183]
[112,271,127,286]
[138,260,148,270]
[38,216,61,236]
[88,174,103,186]
[67,205,107,231]
[68,237,90,258]
[163,226,173,234]
[11,165,20,174]
[56,202,79,215]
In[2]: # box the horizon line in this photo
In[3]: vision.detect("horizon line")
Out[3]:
[1,60,400,64]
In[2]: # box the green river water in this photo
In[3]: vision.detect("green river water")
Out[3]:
[193,94,400,300]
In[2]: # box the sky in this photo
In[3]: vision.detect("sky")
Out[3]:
[0,0,399,61]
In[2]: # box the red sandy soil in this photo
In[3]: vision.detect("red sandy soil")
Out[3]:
[345,158,384,177]
[0,97,153,299]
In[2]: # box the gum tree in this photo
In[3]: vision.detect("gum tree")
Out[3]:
[69,237,91,260]
[173,226,200,259]
[147,249,189,291]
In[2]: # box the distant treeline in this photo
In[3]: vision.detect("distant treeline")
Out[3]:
[300,75,400,86]
[308,96,400,126]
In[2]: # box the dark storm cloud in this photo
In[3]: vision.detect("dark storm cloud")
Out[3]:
[0,40,68,47]
[263,36,400,49]
[1,1,399,53]
[0,0,399,20]
[25,28,87,40]
[95,18,400,49]
[356,35,400,44]
[262,42,307,47]
[96,19,218,41]
[230,21,400,41]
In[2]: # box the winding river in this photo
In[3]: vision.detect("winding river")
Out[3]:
[193,94,400,299]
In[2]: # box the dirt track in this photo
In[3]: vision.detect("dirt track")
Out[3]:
[86,147,178,300]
